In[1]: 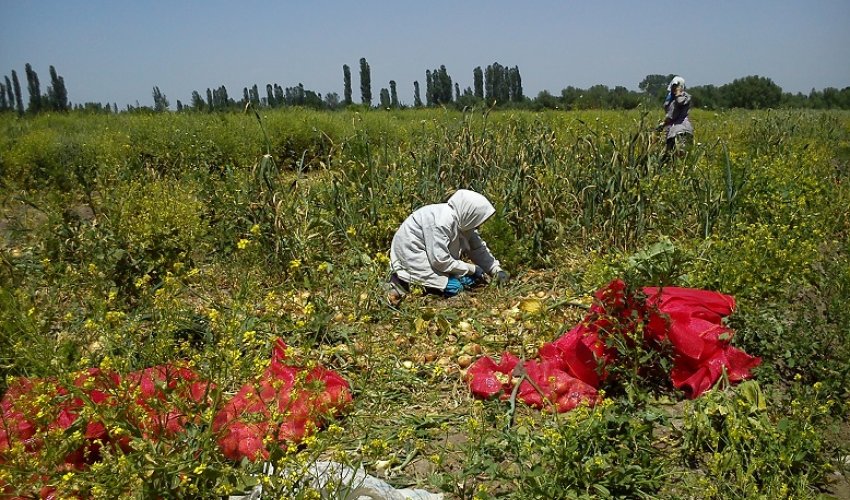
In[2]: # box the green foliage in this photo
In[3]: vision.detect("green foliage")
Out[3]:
[678,381,840,498]
[509,400,670,499]
[1,108,848,498]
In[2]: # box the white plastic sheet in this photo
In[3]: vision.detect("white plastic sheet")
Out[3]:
[229,460,443,500]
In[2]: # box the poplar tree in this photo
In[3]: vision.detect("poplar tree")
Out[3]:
[379,88,390,108]
[152,86,169,111]
[206,88,213,110]
[343,64,352,105]
[0,84,7,110]
[48,65,68,111]
[12,70,24,115]
[510,66,523,102]
[413,81,422,107]
[359,58,371,106]
[425,70,433,106]
[4,76,13,108]
[473,67,484,99]
[191,91,205,111]
[389,80,398,108]
[25,63,42,113]
[266,84,275,107]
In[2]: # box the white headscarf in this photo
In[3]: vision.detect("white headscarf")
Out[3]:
[667,76,686,91]
[447,189,495,232]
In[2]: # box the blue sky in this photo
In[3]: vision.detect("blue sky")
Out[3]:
[2,0,849,109]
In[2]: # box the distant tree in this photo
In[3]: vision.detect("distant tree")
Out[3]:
[12,70,24,115]
[274,84,284,106]
[439,65,452,104]
[266,84,275,107]
[721,75,782,109]
[190,91,205,111]
[242,87,249,105]
[4,76,12,107]
[206,88,213,109]
[425,70,433,106]
[534,90,559,110]
[47,65,68,111]
[152,86,169,111]
[413,81,422,107]
[176,100,184,112]
[379,87,391,108]
[25,63,42,113]
[454,83,460,102]
[343,64,352,105]
[359,58,372,106]
[250,84,260,106]
[509,66,523,102]
[0,83,7,110]
[639,74,675,99]
[324,92,341,109]
[473,66,484,99]
[688,84,722,109]
[389,80,399,107]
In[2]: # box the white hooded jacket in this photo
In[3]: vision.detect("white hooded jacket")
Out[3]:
[389,190,503,290]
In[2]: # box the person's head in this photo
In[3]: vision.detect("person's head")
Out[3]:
[447,189,495,231]
[668,76,686,93]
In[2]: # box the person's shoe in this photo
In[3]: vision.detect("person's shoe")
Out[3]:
[386,288,403,308]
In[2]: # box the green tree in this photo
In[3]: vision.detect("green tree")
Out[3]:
[389,80,398,108]
[152,86,169,111]
[25,63,42,113]
[639,74,675,99]
[359,57,371,106]
[4,76,13,108]
[509,65,523,102]
[379,87,391,108]
[206,88,213,110]
[266,84,275,107]
[324,92,341,109]
[0,83,7,110]
[413,81,422,107]
[721,75,782,109]
[425,70,433,106]
[473,66,484,99]
[190,91,205,111]
[11,70,24,115]
[47,65,68,111]
[343,64,352,105]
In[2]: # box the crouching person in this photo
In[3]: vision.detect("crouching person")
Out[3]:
[385,189,509,306]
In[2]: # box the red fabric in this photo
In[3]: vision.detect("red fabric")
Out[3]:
[213,339,352,461]
[467,281,761,411]
[0,338,352,495]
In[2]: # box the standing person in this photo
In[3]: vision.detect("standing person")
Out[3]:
[385,189,509,306]
[656,76,694,162]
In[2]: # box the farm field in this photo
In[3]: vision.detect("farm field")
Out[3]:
[1,107,849,499]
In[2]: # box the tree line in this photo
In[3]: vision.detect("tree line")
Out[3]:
[2,61,850,115]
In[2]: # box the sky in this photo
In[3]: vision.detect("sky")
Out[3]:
[2,0,849,109]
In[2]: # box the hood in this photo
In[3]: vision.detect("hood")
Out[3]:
[447,189,496,231]
[667,76,686,91]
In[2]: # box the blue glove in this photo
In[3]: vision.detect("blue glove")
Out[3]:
[458,275,476,288]
[444,276,463,297]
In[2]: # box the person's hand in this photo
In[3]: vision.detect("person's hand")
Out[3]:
[470,266,485,281]
[444,277,463,297]
[458,275,476,288]
[492,270,510,283]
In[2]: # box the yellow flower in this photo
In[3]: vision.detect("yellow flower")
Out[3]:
[250,224,261,235]
[289,259,302,270]
[237,238,250,250]
[346,226,357,237]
